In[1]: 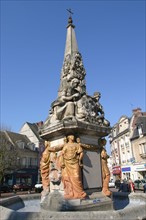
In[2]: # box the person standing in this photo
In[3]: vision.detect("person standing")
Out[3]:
[118,180,130,192]
[128,178,135,193]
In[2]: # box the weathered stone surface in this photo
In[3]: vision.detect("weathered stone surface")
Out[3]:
[40,120,111,140]
[40,190,65,211]
[1,193,146,220]
[40,190,113,212]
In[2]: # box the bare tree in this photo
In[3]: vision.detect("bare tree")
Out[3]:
[0,131,20,184]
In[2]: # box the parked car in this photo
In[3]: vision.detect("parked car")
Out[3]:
[115,179,121,189]
[34,183,43,193]
[108,180,115,188]
[0,184,13,193]
[134,179,146,190]
[13,183,33,191]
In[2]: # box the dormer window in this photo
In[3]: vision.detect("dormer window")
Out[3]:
[137,124,143,137]
[16,140,25,149]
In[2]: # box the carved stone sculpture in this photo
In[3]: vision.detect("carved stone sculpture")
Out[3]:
[39,15,111,203]
[42,51,110,128]
[100,138,111,196]
[40,141,63,202]
[76,137,98,151]
[61,135,87,199]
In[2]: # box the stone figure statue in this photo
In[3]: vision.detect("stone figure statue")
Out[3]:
[99,138,111,196]
[42,50,110,128]
[44,51,86,124]
[48,78,82,123]
[75,94,88,121]
[40,141,63,201]
[93,92,110,126]
[61,134,87,199]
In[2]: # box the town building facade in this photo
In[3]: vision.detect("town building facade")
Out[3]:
[19,121,45,182]
[109,108,146,181]
[0,130,39,187]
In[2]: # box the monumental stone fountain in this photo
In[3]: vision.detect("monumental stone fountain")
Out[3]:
[0,13,146,220]
[38,12,112,207]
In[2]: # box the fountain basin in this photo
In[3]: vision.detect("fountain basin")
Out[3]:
[0,192,146,220]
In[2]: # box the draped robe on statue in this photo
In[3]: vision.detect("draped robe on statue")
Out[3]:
[61,139,87,199]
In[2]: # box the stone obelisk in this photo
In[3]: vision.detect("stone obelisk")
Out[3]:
[40,14,111,194]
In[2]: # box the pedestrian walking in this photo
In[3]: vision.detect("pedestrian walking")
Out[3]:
[118,180,130,192]
[128,178,135,192]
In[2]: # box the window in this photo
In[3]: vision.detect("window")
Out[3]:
[127,150,131,162]
[121,144,124,148]
[125,142,129,147]
[125,135,129,147]
[139,143,146,154]
[31,158,37,166]
[138,125,143,137]
[16,140,25,149]
[121,152,126,163]
[22,157,26,166]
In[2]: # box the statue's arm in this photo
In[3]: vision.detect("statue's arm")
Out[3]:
[80,143,97,151]
[79,151,83,167]
[62,92,80,102]
[49,144,64,152]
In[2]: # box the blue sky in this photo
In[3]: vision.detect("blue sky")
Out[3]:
[1,0,145,149]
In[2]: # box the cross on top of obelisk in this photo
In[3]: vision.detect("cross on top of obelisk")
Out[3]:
[66,8,75,28]
[66,8,74,17]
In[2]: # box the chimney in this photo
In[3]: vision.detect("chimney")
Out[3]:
[36,121,43,127]
[132,108,142,115]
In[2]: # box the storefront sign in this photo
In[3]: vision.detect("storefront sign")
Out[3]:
[122,167,131,172]
[135,164,146,171]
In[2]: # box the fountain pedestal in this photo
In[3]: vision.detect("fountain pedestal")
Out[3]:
[40,120,111,193]
[40,190,113,212]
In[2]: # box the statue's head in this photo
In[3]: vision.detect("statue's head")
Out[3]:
[76,137,80,143]
[44,140,50,148]
[72,78,79,87]
[67,134,75,142]
[98,138,107,147]
[93,92,101,99]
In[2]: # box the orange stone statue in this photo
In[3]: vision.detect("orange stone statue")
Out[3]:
[100,138,111,196]
[61,135,87,199]
[40,140,63,201]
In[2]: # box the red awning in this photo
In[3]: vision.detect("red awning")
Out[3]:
[112,166,121,175]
